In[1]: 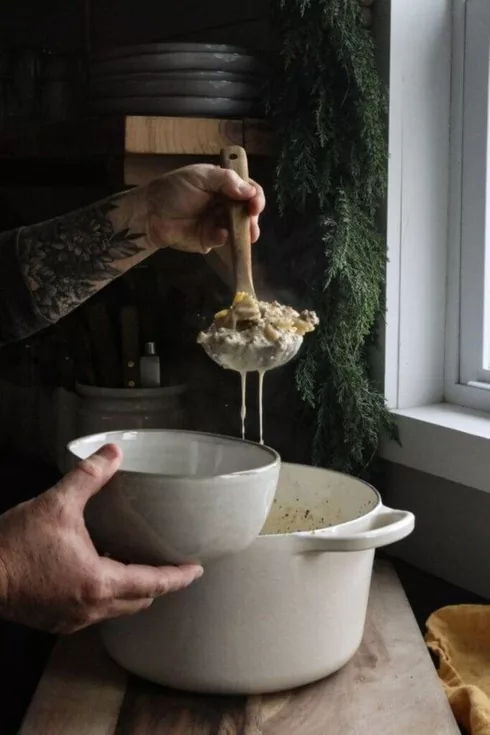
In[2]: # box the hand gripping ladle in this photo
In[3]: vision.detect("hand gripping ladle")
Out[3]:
[198,145,305,373]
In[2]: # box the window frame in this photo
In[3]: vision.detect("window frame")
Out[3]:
[383,0,451,412]
[379,0,490,493]
[446,0,490,411]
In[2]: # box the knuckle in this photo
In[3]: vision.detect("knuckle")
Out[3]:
[153,572,175,596]
[80,572,110,605]
[155,581,171,596]
[153,571,191,597]
[222,169,238,188]
[77,456,104,483]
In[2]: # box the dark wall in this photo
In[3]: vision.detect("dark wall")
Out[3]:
[0,0,268,53]
[0,0,86,51]
[90,0,268,50]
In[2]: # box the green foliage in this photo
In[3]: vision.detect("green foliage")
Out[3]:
[268,0,397,475]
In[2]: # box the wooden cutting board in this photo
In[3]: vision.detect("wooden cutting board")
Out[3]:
[18,561,459,735]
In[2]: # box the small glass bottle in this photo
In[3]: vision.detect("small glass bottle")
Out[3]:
[140,342,160,388]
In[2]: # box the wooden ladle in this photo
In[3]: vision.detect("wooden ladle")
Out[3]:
[198,146,304,373]
[219,145,256,300]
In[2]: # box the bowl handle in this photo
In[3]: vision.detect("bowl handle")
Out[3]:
[292,506,415,553]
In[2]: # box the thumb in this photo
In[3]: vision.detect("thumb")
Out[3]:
[208,168,257,201]
[55,443,123,506]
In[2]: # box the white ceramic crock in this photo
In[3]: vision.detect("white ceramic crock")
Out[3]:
[76,383,187,436]
[100,462,415,695]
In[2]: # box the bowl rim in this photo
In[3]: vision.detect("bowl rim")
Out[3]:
[67,429,280,480]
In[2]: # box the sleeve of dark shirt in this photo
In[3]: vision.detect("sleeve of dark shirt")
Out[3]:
[0,228,50,346]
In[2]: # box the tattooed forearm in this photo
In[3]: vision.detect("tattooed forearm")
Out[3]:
[16,188,154,325]
[1,162,259,346]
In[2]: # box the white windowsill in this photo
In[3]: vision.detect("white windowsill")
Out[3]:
[379,403,490,493]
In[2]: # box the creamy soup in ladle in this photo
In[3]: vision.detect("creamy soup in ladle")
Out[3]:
[198,146,319,442]
[198,292,319,443]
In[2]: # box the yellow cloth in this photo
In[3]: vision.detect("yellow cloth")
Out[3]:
[426,605,490,735]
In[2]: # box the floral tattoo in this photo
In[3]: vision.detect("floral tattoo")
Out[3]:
[17,200,146,323]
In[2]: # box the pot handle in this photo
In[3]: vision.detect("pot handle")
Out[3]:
[292,506,415,553]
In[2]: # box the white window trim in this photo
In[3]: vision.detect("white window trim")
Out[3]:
[447,0,490,409]
[457,0,489,390]
[379,0,490,493]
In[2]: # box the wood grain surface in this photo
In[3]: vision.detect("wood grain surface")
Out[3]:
[124,117,272,157]
[124,117,243,156]
[19,561,459,735]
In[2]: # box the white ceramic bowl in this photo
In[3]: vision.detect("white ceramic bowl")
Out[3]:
[67,429,280,565]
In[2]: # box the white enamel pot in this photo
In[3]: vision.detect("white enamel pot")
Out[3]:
[100,463,414,695]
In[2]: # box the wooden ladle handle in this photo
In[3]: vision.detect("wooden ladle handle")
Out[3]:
[220,146,256,298]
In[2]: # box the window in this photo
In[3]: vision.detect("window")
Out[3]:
[446,0,490,412]
[380,0,490,491]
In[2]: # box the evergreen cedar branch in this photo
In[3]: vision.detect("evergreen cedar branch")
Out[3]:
[268,0,397,475]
